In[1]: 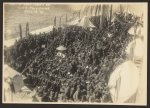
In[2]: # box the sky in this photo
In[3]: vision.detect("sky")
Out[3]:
[3,3,147,40]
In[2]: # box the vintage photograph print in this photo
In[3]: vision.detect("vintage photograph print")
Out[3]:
[3,3,147,105]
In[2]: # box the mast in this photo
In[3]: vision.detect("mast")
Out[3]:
[66,14,67,26]
[85,8,88,16]
[54,16,56,26]
[97,4,101,29]
[90,5,93,16]
[109,4,112,25]
[120,4,123,13]
[26,22,29,37]
[79,10,81,19]
[99,4,103,30]
[97,4,101,16]
[59,16,61,27]
[19,24,22,39]
[95,4,98,16]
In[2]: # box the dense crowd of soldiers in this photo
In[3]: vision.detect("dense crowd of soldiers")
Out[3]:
[5,12,137,102]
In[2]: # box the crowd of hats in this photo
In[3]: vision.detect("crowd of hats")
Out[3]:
[5,12,137,102]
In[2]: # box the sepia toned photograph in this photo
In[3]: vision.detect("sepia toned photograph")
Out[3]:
[3,3,147,105]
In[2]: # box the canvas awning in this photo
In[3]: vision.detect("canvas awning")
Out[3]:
[30,25,56,35]
[128,25,144,37]
[4,37,20,48]
[4,64,25,92]
[68,18,80,26]
[126,38,144,59]
[4,64,20,79]
[76,16,96,28]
